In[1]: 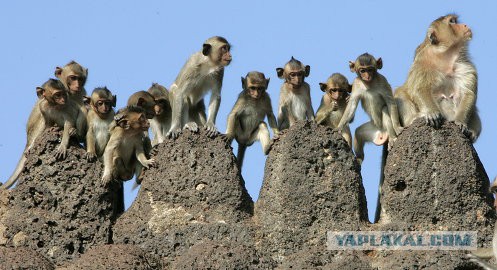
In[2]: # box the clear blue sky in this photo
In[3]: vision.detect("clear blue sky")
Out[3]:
[1,1,495,222]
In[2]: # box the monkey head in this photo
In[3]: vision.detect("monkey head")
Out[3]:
[242,71,270,100]
[127,91,156,119]
[277,57,310,89]
[319,73,351,102]
[426,14,472,47]
[147,83,169,116]
[349,53,382,83]
[54,61,88,96]
[202,36,232,67]
[86,87,116,117]
[36,79,68,108]
[115,106,150,132]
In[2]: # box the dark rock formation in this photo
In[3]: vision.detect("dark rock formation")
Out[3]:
[58,244,162,270]
[112,129,273,268]
[0,246,54,270]
[254,121,370,265]
[0,129,123,266]
[376,119,495,269]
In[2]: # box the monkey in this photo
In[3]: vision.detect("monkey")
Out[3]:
[147,83,172,146]
[166,36,232,139]
[225,71,278,169]
[315,73,353,147]
[276,57,314,130]
[54,61,89,140]
[3,79,82,189]
[336,53,403,165]
[83,87,117,161]
[101,106,156,184]
[394,14,480,142]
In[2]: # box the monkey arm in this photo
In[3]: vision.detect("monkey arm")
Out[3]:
[454,87,476,125]
[55,118,75,159]
[85,120,97,161]
[225,106,240,139]
[337,92,360,129]
[409,75,443,124]
[305,85,315,120]
[135,138,155,168]
[315,98,332,125]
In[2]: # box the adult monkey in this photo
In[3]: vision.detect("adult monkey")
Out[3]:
[167,36,232,138]
[394,14,480,142]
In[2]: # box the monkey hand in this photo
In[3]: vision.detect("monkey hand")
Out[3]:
[394,126,404,136]
[422,111,443,128]
[454,121,477,142]
[205,122,219,137]
[85,151,97,162]
[101,174,113,186]
[55,146,68,160]
[183,122,199,132]
[142,158,156,169]
[166,127,182,139]
[221,133,234,144]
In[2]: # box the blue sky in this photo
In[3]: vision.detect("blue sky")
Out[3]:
[1,1,495,222]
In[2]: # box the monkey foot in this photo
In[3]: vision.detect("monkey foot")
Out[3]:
[373,131,389,146]
[183,122,199,132]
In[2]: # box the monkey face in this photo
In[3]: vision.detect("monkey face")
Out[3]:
[51,89,68,107]
[328,88,347,101]
[154,100,168,116]
[247,85,266,100]
[66,73,85,94]
[286,69,305,88]
[357,66,376,82]
[128,113,150,131]
[95,99,113,115]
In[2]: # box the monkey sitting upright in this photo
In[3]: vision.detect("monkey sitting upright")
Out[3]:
[225,71,278,169]
[3,79,83,189]
[337,53,403,165]
[147,83,172,146]
[276,57,314,130]
[101,106,156,184]
[315,73,353,147]
[84,87,117,161]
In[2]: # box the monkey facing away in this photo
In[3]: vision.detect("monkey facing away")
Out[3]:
[84,87,116,161]
[276,57,314,130]
[225,71,278,169]
[315,73,353,147]
[167,36,232,138]
[394,14,480,142]
[101,106,156,184]
[337,53,402,164]
[3,79,82,189]
[147,83,172,146]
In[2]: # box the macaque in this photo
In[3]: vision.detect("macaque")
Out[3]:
[337,53,402,164]
[101,106,156,184]
[394,14,480,142]
[84,87,117,161]
[54,61,89,140]
[147,83,172,146]
[225,71,278,169]
[3,79,82,189]
[315,73,353,147]
[167,36,232,138]
[276,57,314,130]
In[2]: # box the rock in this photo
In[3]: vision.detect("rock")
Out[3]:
[58,244,162,270]
[0,246,54,270]
[0,129,123,266]
[113,129,259,267]
[376,119,495,269]
[254,121,369,264]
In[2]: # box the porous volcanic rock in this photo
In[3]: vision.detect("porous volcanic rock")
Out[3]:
[375,119,495,269]
[112,128,263,267]
[58,244,162,270]
[254,121,369,264]
[0,129,123,266]
[0,246,54,270]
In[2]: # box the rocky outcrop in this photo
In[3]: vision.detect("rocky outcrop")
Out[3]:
[255,121,370,266]
[0,246,54,270]
[0,129,123,266]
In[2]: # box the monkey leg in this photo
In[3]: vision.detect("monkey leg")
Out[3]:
[395,91,417,127]
[236,144,247,170]
[251,122,271,155]
[353,122,386,164]
[341,125,353,148]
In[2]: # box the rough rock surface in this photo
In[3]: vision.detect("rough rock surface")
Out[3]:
[112,129,272,268]
[58,244,162,270]
[0,246,55,270]
[376,119,495,269]
[254,121,370,265]
[0,129,123,266]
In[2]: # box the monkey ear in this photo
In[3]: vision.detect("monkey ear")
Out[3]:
[265,78,270,89]
[319,83,327,92]
[54,67,63,78]
[304,65,311,77]
[136,97,146,107]
[112,95,117,107]
[428,31,439,45]
[118,119,129,129]
[36,87,45,99]
[347,84,353,93]
[83,96,91,105]
[84,68,89,77]
[276,68,284,79]
[376,58,383,69]
[241,76,246,89]
[202,44,212,56]
[349,61,356,73]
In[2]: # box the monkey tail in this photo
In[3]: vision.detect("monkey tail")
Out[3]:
[237,144,247,170]
[2,155,27,189]
[374,144,388,223]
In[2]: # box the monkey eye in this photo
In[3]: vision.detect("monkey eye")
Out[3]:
[359,67,374,73]
[330,88,345,93]
[96,100,112,106]
[53,92,63,98]
[68,75,79,81]
[249,86,265,91]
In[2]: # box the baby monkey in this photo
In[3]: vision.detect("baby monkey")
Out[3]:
[84,87,116,161]
[315,73,353,147]
[225,71,278,169]
[101,106,156,184]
